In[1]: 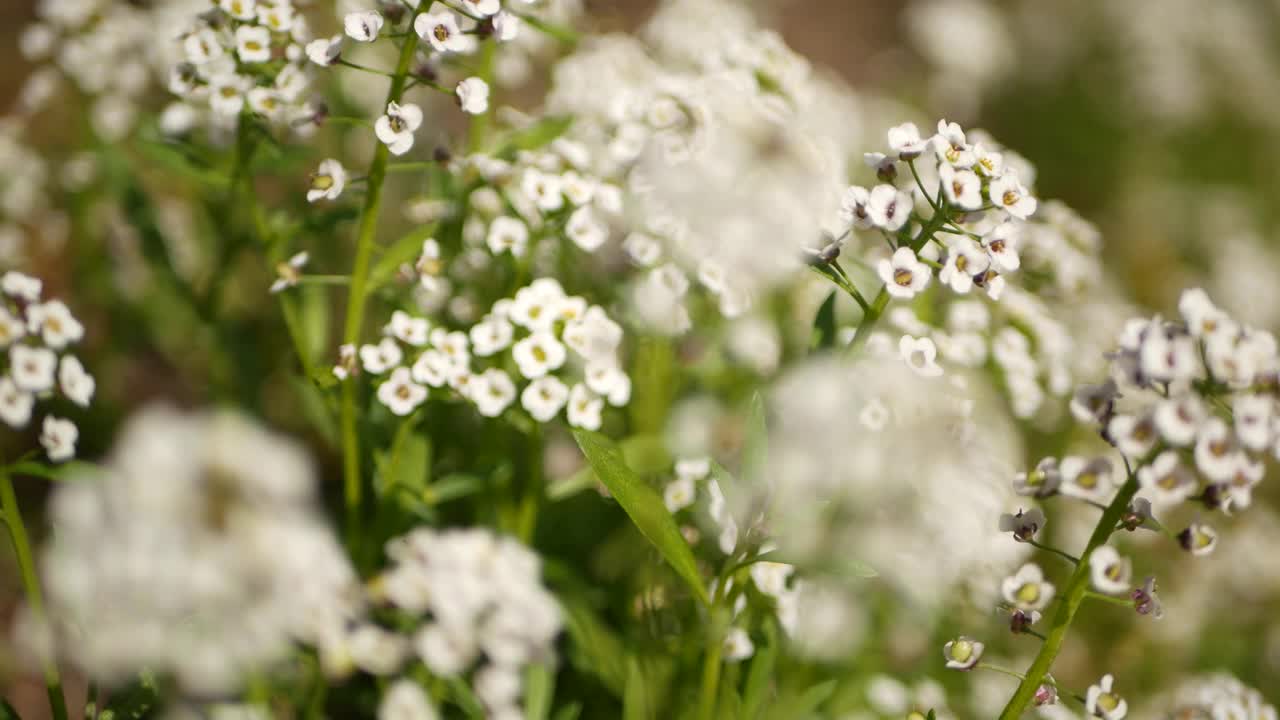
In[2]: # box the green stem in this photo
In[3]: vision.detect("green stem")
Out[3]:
[340,9,424,544]
[467,38,496,153]
[1084,590,1134,608]
[977,663,1026,681]
[0,468,68,720]
[1027,539,1080,565]
[997,471,1140,719]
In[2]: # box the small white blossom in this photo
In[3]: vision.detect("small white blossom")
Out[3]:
[469,316,514,357]
[1014,458,1061,498]
[1059,456,1113,504]
[938,237,990,293]
[942,636,983,671]
[877,247,931,300]
[722,628,754,662]
[415,11,468,53]
[1001,563,1055,612]
[1108,413,1158,459]
[456,77,489,115]
[472,368,516,417]
[307,159,346,203]
[26,300,84,349]
[990,173,1037,219]
[387,310,430,347]
[1194,417,1237,482]
[867,184,912,232]
[887,122,929,159]
[1179,521,1218,556]
[981,222,1021,272]
[898,335,942,377]
[10,344,57,392]
[58,355,94,407]
[1137,451,1197,505]
[1089,545,1132,595]
[40,415,77,462]
[1152,395,1203,446]
[360,338,404,375]
[521,376,569,423]
[486,216,528,257]
[999,507,1046,542]
[839,186,875,230]
[566,207,608,252]
[0,377,34,428]
[933,119,975,168]
[305,35,343,66]
[344,11,384,42]
[939,164,982,210]
[378,679,438,720]
[0,307,25,347]
[521,169,564,213]
[235,26,273,64]
[512,332,567,379]
[2,272,41,302]
[1086,674,1128,720]
[378,367,428,416]
[376,102,423,156]
[566,383,603,430]
[269,252,309,294]
[220,0,257,21]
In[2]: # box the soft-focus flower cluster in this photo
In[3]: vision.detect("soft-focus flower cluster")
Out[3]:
[368,527,562,720]
[39,407,359,694]
[1147,673,1277,719]
[358,275,629,429]
[0,271,93,462]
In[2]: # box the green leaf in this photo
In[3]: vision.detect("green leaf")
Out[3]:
[548,433,670,501]
[572,430,708,605]
[7,460,99,482]
[561,596,628,694]
[623,656,651,720]
[525,663,554,720]
[368,223,437,291]
[0,698,19,720]
[551,704,582,720]
[375,422,431,497]
[630,336,677,435]
[741,620,779,718]
[811,291,837,351]
[500,116,575,154]
[425,473,485,505]
[288,374,338,446]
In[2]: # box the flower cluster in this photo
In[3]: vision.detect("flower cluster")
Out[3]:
[368,527,562,720]
[167,0,317,135]
[1155,673,1277,718]
[0,271,93,462]
[39,407,359,694]
[358,274,629,430]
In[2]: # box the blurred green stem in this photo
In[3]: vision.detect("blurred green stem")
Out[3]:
[997,469,1140,719]
[0,467,69,720]
[340,11,424,542]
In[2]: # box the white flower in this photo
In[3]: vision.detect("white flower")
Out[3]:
[469,316,514,357]
[1137,451,1197,505]
[349,625,409,676]
[10,344,57,392]
[415,11,468,53]
[973,144,1004,177]
[0,307,26,347]
[235,25,272,64]
[344,11,384,42]
[521,169,564,212]
[455,77,489,115]
[376,102,423,156]
[839,186,874,230]
[990,173,1037,219]
[933,119,975,168]
[1222,454,1263,511]
[58,355,94,407]
[867,184,912,232]
[1179,288,1231,338]
[458,0,501,16]
[1130,576,1164,620]
[1194,417,1237,482]
[512,332,567,379]
[898,335,942,377]
[1153,395,1204,446]
[1086,674,1128,720]
[360,337,404,374]
[492,12,521,41]
[584,362,631,406]
[220,0,257,21]
[472,368,516,417]
[387,310,430,347]
[1138,330,1198,383]
[521,376,569,422]
[981,222,1021,272]
[26,300,84,349]
[887,122,929,159]
[938,237,990,294]
[40,415,77,462]
[1234,394,1274,451]
[378,367,428,416]
[0,377,33,428]
[510,281,566,332]
[1089,545,1132,595]
[1001,563,1055,612]
[333,343,357,381]
[998,507,1046,541]
[257,3,294,32]
[1059,456,1113,504]
[676,458,711,482]
[1179,521,1218,556]
[306,35,343,66]
[269,252,309,294]
[1,272,41,301]
[877,247,931,300]
[567,383,603,430]
[1108,413,1158,459]
[749,563,793,597]
[209,75,249,117]
[486,216,528,256]
[663,476,695,513]
[942,636,983,671]
[411,350,452,388]
[623,233,662,266]
[307,159,346,203]
[562,306,623,362]
[939,164,982,210]
[722,628,754,662]
[430,328,471,367]
[566,207,608,252]
[183,28,225,64]
[378,679,438,720]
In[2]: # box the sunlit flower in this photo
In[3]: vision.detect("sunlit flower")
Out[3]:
[942,636,983,671]
[1001,563,1055,612]
[1085,674,1128,720]
[40,415,77,462]
[877,248,931,300]
[344,11,384,42]
[307,159,346,203]
[456,77,490,115]
[1089,545,1132,595]
[376,102,423,156]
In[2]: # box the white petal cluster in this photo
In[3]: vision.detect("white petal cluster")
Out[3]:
[371,527,562,719]
[40,407,360,694]
[0,271,92,462]
[1155,673,1276,719]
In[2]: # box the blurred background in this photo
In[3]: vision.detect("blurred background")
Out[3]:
[5,0,1280,716]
